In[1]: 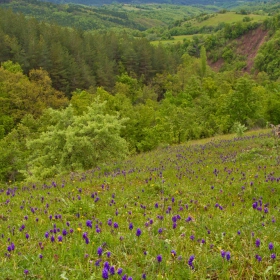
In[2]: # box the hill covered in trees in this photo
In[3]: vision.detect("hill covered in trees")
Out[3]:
[1,1,280,182]
[37,0,261,7]
[0,0,218,31]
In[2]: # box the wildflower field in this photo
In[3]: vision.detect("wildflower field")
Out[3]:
[1,130,280,279]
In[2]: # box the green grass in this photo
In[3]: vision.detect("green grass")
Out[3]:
[151,34,206,45]
[150,11,269,45]
[186,11,269,28]
[1,129,280,279]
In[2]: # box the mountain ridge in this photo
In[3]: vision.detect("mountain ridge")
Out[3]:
[37,0,259,6]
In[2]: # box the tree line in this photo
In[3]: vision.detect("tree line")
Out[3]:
[0,8,181,97]
[1,9,280,182]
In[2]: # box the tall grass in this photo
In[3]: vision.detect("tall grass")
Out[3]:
[1,129,279,279]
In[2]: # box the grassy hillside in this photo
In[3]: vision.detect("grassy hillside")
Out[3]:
[1,129,280,279]
[184,11,268,28]
[150,9,268,44]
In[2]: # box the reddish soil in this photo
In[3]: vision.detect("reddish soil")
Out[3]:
[209,56,223,72]
[238,27,269,72]
[208,27,269,73]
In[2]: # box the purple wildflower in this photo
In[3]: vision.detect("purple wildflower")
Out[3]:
[136,228,142,237]
[109,266,115,275]
[186,216,192,222]
[97,247,103,256]
[104,261,110,270]
[157,254,162,263]
[102,268,109,279]
[188,255,195,269]
[225,252,231,261]
[255,254,262,262]
[86,220,92,228]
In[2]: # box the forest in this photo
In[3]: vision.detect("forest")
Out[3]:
[0,0,280,182]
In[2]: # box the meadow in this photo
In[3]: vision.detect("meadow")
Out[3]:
[1,129,280,279]
[185,12,269,28]
[151,34,206,45]
[150,11,269,45]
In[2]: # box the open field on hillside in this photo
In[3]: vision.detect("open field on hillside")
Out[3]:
[1,129,280,279]
[151,11,269,45]
[185,11,269,28]
[151,34,206,45]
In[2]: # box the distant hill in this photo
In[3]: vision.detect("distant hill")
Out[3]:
[38,0,259,7]
[0,0,218,31]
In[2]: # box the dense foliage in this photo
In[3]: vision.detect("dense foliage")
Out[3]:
[1,2,280,279]
[0,7,181,97]
[0,0,214,31]
[1,4,280,182]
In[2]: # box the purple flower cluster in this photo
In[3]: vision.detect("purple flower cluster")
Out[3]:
[86,220,92,228]
[101,262,128,280]
[7,242,15,252]
[221,250,231,261]
[188,255,195,269]
[82,232,89,244]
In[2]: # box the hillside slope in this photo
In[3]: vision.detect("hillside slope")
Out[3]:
[209,26,269,73]
[1,129,280,279]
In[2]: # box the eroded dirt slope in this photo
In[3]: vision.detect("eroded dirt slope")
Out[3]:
[209,27,269,73]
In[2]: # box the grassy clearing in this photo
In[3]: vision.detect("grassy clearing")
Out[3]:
[151,34,206,45]
[1,129,280,279]
[186,11,269,28]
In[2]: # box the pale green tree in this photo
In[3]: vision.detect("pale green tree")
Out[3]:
[26,100,129,180]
